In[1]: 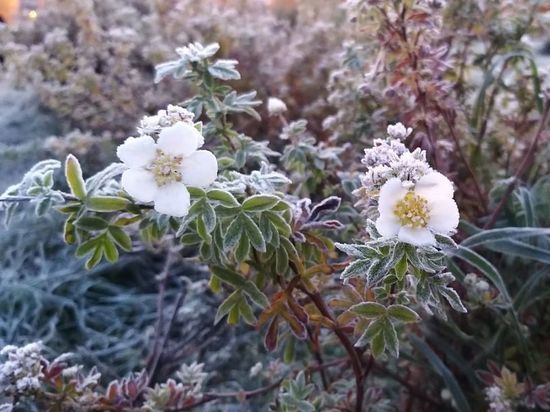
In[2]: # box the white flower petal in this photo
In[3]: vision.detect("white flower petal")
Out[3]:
[180,150,218,188]
[153,183,190,217]
[375,214,401,237]
[157,122,204,156]
[415,171,454,200]
[121,169,157,203]
[377,178,409,212]
[116,135,156,167]
[428,197,459,234]
[398,226,436,246]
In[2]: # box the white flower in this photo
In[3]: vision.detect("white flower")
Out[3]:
[267,97,287,116]
[117,122,218,217]
[387,122,413,139]
[375,171,459,246]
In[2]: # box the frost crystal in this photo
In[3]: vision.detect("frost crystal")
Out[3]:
[0,342,44,396]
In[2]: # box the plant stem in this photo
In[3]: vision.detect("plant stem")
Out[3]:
[298,285,365,412]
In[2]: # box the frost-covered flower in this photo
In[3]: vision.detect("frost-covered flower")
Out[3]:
[375,171,459,246]
[117,122,218,217]
[267,97,287,116]
[485,385,513,412]
[387,122,413,139]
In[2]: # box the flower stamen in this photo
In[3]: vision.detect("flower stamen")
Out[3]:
[393,191,430,228]
[150,150,183,186]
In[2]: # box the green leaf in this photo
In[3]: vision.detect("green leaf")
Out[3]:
[461,227,550,248]
[355,319,384,347]
[202,202,217,233]
[242,195,280,212]
[242,213,266,252]
[350,302,386,318]
[224,215,244,251]
[242,281,269,308]
[103,237,119,263]
[85,244,103,270]
[196,216,213,244]
[65,154,87,200]
[75,216,109,231]
[371,332,385,358]
[207,189,239,207]
[387,305,421,323]
[235,235,250,262]
[264,211,292,237]
[239,298,256,325]
[87,196,130,212]
[75,238,99,257]
[449,246,511,302]
[411,337,472,412]
[382,319,399,357]
[215,291,241,324]
[340,259,371,279]
[108,226,132,252]
[439,287,467,313]
[211,266,246,288]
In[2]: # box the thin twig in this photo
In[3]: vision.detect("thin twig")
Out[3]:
[484,99,550,229]
[298,285,365,412]
[439,108,489,214]
[146,252,178,385]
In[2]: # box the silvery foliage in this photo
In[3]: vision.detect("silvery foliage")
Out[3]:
[0,160,64,223]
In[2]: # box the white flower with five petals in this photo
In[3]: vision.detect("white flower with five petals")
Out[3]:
[117,122,218,217]
[375,171,459,246]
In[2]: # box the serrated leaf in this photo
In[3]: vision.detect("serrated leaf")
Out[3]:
[387,305,421,323]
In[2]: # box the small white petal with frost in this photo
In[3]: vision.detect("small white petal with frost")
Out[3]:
[398,226,435,246]
[153,183,190,217]
[415,171,454,199]
[157,122,203,156]
[117,135,156,167]
[180,150,218,188]
[377,178,408,211]
[375,214,401,237]
[121,169,157,203]
[427,197,459,234]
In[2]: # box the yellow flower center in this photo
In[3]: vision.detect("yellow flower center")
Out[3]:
[150,150,183,186]
[393,191,430,228]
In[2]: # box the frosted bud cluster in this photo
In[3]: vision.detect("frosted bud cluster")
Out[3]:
[0,342,44,396]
